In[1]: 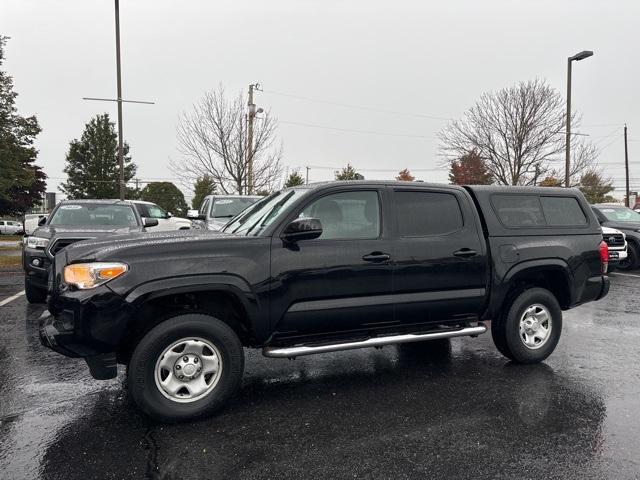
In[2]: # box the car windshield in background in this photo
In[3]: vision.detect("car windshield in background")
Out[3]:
[49,204,138,227]
[210,198,258,218]
[599,206,640,223]
[223,189,308,236]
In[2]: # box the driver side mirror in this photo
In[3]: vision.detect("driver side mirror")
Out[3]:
[187,209,206,220]
[166,211,173,218]
[281,218,323,243]
[38,216,47,226]
[143,217,159,228]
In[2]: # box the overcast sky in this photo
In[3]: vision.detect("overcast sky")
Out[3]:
[3,0,639,199]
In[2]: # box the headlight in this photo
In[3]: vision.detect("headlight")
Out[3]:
[26,236,50,249]
[63,262,128,289]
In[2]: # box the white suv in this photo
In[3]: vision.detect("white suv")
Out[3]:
[0,220,23,235]
[130,201,191,232]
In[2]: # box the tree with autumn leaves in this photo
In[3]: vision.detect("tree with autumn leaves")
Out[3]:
[448,150,492,185]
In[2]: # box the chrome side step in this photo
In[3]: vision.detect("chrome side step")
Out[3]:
[262,324,487,359]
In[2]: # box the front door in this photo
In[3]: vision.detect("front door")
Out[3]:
[390,187,488,325]
[269,187,394,340]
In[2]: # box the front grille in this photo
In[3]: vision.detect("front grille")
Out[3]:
[604,233,625,247]
[49,238,87,256]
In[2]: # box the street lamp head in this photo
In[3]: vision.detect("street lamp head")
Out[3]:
[570,50,594,61]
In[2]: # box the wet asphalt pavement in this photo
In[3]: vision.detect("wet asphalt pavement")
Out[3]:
[1,272,640,479]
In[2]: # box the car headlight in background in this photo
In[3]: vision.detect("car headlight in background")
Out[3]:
[26,236,50,249]
[64,262,128,289]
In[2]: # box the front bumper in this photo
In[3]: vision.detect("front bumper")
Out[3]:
[39,285,133,380]
[23,248,50,288]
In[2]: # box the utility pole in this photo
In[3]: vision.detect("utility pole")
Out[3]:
[306,166,310,184]
[246,83,263,194]
[83,0,154,200]
[625,124,630,207]
[114,0,124,200]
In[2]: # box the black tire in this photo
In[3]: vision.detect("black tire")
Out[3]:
[127,313,244,423]
[25,278,47,304]
[617,242,639,271]
[491,287,562,364]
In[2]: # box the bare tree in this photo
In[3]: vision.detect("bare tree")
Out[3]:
[172,86,283,195]
[439,79,597,186]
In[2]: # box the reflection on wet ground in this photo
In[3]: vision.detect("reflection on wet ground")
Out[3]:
[1,273,639,479]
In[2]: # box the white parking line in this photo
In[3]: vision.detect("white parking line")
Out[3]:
[610,272,640,279]
[0,290,25,307]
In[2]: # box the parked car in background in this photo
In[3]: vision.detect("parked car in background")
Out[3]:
[188,195,261,231]
[40,182,609,422]
[0,220,24,235]
[130,200,191,232]
[601,226,627,268]
[592,204,640,270]
[23,199,158,303]
[24,214,47,236]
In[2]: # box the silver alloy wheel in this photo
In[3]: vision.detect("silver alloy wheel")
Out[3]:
[154,337,223,403]
[518,304,552,350]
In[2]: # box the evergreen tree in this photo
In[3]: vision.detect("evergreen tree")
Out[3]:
[61,113,137,199]
[578,171,616,204]
[140,182,188,216]
[0,36,46,215]
[335,164,364,180]
[192,175,216,209]
[284,170,305,188]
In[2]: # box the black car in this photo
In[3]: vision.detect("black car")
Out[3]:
[591,204,640,270]
[23,199,158,303]
[40,182,609,422]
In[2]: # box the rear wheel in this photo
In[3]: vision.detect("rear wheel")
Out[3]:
[25,278,47,304]
[617,242,639,271]
[492,287,562,364]
[127,313,244,423]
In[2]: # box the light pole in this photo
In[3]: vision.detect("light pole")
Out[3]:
[565,50,593,188]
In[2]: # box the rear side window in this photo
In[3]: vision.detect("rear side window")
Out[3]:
[540,197,587,226]
[492,194,587,227]
[395,191,463,236]
[492,195,545,227]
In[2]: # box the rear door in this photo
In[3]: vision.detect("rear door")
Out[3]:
[269,186,395,338]
[390,187,488,325]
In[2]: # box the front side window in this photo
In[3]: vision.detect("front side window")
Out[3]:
[224,189,309,237]
[395,191,463,237]
[298,190,380,240]
[49,204,138,227]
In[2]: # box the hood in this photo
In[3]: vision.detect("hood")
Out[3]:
[602,221,640,232]
[61,228,242,263]
[207,218,230,231]
[34,224,144,239]
[601,226,623,235]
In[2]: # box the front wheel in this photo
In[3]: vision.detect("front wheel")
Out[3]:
[127,314,244,423]
[617,242,639,271]
[491,287,562,364]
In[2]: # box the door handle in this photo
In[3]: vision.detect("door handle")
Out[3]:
[362,252,391,262]
[453,248,478,258]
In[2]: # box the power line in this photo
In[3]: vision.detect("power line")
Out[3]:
[264,89,451,121]
[278,119,436,139]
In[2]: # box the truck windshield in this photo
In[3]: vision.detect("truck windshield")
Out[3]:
[599,206,640,223]
[223,188,309,236]
[49,204,138,227]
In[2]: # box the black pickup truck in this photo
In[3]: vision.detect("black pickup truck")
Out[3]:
[40,181,610,422]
